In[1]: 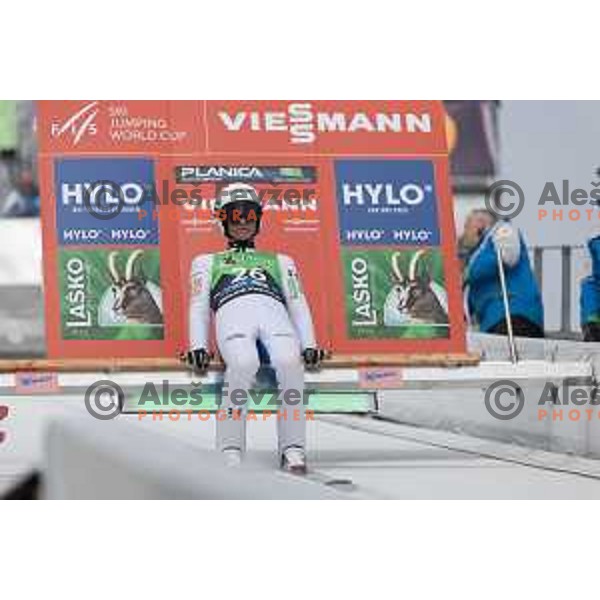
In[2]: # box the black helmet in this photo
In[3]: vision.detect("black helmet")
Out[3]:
[215,183,263,247]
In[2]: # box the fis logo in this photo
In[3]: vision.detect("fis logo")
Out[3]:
[335,159,440,247]
[50,101,99,146]
[217,103,432,145]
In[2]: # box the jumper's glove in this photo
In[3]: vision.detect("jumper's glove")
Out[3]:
[302,347,326,371]
[183,348,211,374]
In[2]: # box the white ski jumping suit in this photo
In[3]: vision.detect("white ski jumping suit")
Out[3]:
[189,248,316,454]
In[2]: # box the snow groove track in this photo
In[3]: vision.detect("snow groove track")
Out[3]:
[310,415,600,498]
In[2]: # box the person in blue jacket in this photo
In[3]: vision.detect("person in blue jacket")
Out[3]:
[462,209,544,338]
[580,235,600,341]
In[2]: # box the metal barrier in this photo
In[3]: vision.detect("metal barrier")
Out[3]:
[529,245,588,339]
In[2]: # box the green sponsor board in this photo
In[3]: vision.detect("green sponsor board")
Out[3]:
[59,248,164,341]
[342,248,450,339]
[123,385,373,414]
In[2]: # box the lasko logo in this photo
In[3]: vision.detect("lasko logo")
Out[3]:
[55,158,159,246]
[58,248,164,341]
[335,159,440,246]
[50,101,99,146]
[217,103,432,145]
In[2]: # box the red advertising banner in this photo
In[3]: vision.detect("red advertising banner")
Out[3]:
[37,100,203,154]
[37,101,465,360]
[203,100,447,155]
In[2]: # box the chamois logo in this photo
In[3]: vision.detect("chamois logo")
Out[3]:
[386,250,448,325]
[107,250,163,325]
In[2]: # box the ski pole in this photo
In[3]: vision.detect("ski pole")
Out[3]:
[495,241,518,363]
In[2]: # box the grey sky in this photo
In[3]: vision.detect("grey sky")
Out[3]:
[500,100,600,247]
[499,101,600,331]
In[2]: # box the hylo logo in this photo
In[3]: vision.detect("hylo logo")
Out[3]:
[61,182,145,208]
[342,182,432,207]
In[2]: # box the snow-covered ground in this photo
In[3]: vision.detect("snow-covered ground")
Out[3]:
[4,394,600,499]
